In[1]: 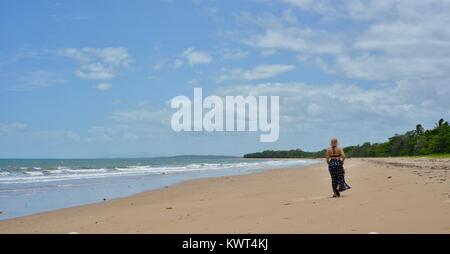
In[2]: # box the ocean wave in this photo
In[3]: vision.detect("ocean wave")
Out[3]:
[46,169,64,174]
[24,171,44,176]
[65,168,108,173]
[0,172,118,184]
[0,159,320,184]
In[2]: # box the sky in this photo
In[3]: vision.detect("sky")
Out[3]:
[1,0,450,158]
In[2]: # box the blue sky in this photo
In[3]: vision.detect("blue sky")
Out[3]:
[1,0,449,158]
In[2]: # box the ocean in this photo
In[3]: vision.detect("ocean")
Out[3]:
[0,156,320,220]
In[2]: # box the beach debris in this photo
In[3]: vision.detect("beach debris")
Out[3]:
[283,202,292,206]
[166,207,173,210]
[387,176,392,179]
[368,232,380,234]
[67,232,80,234]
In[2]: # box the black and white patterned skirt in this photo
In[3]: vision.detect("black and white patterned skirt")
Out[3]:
[328,159,351,192]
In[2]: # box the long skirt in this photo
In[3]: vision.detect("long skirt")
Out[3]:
[328,159,351,193]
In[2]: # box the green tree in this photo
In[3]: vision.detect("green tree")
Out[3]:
[415,124,424,135]
[243,118,450,158]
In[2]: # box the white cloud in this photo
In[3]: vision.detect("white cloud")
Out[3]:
[152,59,169,71]
[244,22,345,56]
[168,48,213,69]
[173,59,184,69]
[221,49,250,60]
[241,1,450,87]
[219,64,295,81]
[335,5,450,81]
[282,0,341,18]
[151,48,214,70]
[282,0,400,21]
[181,48,213,66]
[215,81,449,140]
[85,107,172,143]
[10,70,68,91]
[0,122,27,134]
[284,0,449,23]
[96,82,112,91]
[57,47,132,80]
[76,63,115,80]
[188,79,200,86]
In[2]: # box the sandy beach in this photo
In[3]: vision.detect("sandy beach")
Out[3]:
[0,158,449,233]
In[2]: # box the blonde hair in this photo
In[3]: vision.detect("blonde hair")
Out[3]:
[330,138,338,148]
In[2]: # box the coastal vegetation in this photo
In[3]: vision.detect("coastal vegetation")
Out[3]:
[243,119,450,158]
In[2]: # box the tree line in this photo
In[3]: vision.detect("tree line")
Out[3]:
[243,118,450,158]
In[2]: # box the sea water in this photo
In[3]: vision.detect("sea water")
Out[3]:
[0,156,320,220]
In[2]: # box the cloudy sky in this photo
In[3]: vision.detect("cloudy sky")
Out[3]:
[1,0,449,158]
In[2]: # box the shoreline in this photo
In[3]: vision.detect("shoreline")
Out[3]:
[0,157,449,233]
[0,165,302,222]
[0,158,321,221]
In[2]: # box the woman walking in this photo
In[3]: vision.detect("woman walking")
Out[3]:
[326,138,351,197]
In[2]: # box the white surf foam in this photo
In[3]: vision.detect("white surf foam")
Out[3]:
[0,159,320,184]
[24,171,44,176]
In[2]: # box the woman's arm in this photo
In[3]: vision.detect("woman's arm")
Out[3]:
[326,149,330,165]
[341,147,346,163]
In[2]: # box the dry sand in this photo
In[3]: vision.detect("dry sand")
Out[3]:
[0,158,449,233]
